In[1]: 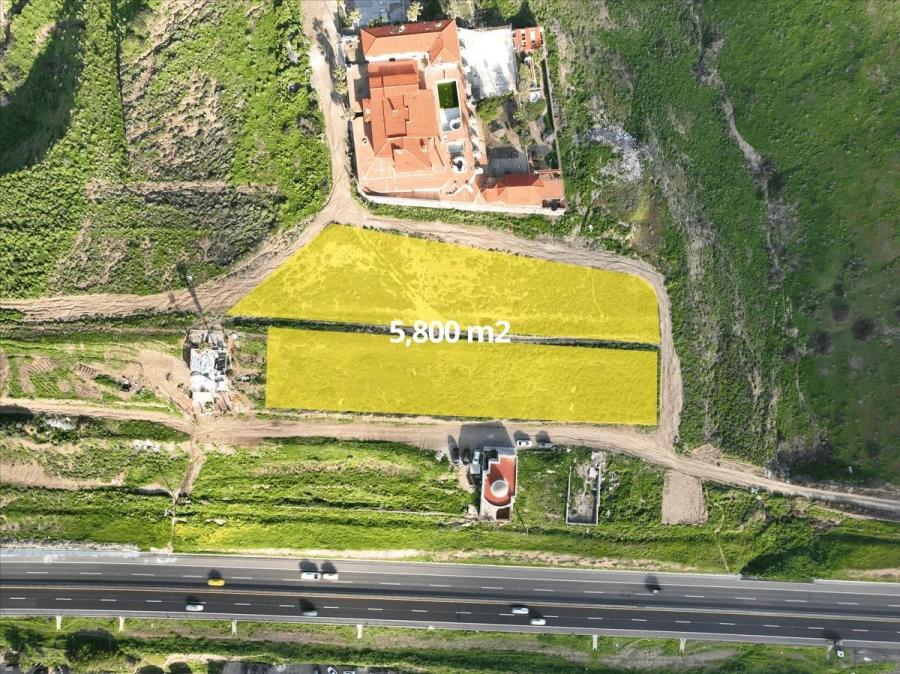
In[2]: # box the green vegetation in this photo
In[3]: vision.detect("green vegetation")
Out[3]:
[418,0,900,484]
[0,330,181,408]
[2,616,891,674]
[0,0,328,298]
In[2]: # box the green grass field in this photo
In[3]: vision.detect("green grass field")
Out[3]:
[1,616,893,674]
[6,424,894,580]
[0,0,328,298]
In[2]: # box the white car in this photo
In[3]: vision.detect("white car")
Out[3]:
[322,572,340,581]
[301,609,319,617]
[300,571,321,581]
[185,603,205,612]
[529,617,546,626]
[515,439,533,448]
[511,606,529,615]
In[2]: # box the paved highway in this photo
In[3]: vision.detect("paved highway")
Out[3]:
[2,549,899,649]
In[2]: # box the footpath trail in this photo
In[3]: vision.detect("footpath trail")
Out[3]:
[0,1,890,518]
[3,397,899,519]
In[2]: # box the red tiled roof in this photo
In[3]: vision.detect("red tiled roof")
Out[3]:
[361,20,460,63]
[484,455,517,507]
[512,26,543,53]
[481,173,564,206]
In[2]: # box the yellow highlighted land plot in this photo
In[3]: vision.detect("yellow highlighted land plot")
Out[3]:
[231,224,660,344]
[267,328,658,425]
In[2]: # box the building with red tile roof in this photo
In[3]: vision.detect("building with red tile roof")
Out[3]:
[512,26,544,53]
[479,447,518,521]
[350,19,564,211]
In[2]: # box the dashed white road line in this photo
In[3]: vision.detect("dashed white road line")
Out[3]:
[79,572,102,576]
[232,576,254,580]
[481,586,503,590]
[429,584,450,588]
[852,629,869,633]
[101,599,116,603]
[367,607,383,611]
[131,573,155,577]
[684,595,705,599]
[719,622,735,626]
[837,602,858,606]
[533,588,555,592]
[631,618,647,622]
[458,611,472,615]
[380,582,402,586]
[588,617,604,621]
[8,597,27,600]
[412,609,428,613]
[26,572,48,575]
[733,597,756,601]
[181,575,203,579]
[675,620,691,624]
[584,591,605,594]
[235,603,252,606]
[323,606,340,610]
[763,624,780,628]
[808,626,823,630]
[145,600,162,603]
[54,598,71,601]
[278,604,294,608]
[785,599,807,603]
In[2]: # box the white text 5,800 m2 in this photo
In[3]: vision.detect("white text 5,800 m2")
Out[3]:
[389,320,511,346]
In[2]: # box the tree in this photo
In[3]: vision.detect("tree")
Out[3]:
[407,1,423,22]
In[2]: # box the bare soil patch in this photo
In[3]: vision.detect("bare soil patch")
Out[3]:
[661,470,708,525]
[0,460,123,490]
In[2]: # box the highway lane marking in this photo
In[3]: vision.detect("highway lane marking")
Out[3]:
[232,576,254,580]
[733,597,756,601]
[13,559,900,598]
[8,597,27,600]
[684,595,705,598]
[807,626,823,630]
[584,591,605,594]
[852,629,869,633]
[9,585,896,624]
[380,582,403,586]
[481,586,503,590]
[131,573,155,577]
[332,580,353,584]
[235,603,252,606]
[367,608,383,611]
[498,613,514,616]
[101,599,116,602]
[763,624,779,628]
[588,617,603,621]
[675,620,691,624]
[79,572,102,576]
[54,598,71,601]
[145,600,162,603]
[545,615,559,618]
[784,599,806,603]
[181,575,203,579]
[278,604,294,608]
[429,584,450,588]
[281,578,301,582]
[837,602,858,606]
[323,606,340,609]
[458,611,472,615]
[631,618,647,622]
[890,605,900,608]
[533,588,555,592]
[719,622,735,626]
[26,572,48,575]
[412,609,428,613]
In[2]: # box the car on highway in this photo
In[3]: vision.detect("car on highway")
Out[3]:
[511,605,529,615]
[322,572,340,581]
[325,667,339,674]
[529,617,546,626]
[302,609,319,617]
[207,578,225,587]
[301,571,321,581]
[185,603,205,612]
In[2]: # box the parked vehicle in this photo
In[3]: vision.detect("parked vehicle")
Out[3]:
[529,617,546,626]
[185,603,205,612]
[511,606,529,615]
[301,571,321,581]
[461,448,471,464]
[322,572,340,581]
[326,667,339,674]
[515,439,533,448]
[207,578,225,587]
[835,641,845,659]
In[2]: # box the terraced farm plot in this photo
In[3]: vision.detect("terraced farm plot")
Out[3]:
[266,328,657,425]
[230,225,660,343]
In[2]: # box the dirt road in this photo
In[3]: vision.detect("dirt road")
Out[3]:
[0,2,886,517]
[4,397,898,518]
